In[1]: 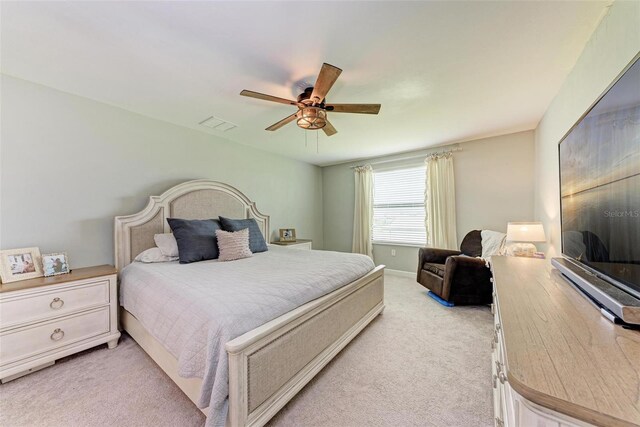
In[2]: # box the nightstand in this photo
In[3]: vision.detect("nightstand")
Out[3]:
[0,265,120,382]
[271,239,312,250]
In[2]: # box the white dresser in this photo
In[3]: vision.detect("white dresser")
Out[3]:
[270,239,312,250]
[491,256,640,427]
[492,287,592,427]
[0,265,121,382]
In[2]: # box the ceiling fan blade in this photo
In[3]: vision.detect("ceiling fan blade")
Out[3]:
[240,90,299,107]
[310,63,342,104]
[266,113,297,131]
[323,120,338,136]
[326,104,381,114]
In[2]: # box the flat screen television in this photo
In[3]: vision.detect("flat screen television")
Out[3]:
[555,55,640,323]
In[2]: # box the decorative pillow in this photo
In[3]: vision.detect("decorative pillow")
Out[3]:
[215,228,252,262]
[134,247,178,263]
[167,218,221,264]
[154,233,179,257]
[218,217,268,253]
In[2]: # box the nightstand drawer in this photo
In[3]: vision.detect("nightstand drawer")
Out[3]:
[0,280,109,328]
[289,241,312,250]
[0,307,110,366]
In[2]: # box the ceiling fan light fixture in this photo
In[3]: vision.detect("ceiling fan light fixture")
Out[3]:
[240,62,380,137]
[296,106,327,130]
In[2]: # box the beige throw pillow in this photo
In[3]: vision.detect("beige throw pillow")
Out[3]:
[215,228,252,261]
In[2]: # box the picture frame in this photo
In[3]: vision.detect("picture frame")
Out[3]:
[279,228,297,242]
[42,252,71,277]
[0,247,44,284]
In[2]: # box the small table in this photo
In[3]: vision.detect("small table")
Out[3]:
[0,265,121,382]
[271,239,312,250]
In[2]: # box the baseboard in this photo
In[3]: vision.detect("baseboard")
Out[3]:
[384,269,415,278]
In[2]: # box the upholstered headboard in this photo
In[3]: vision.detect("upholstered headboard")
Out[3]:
[114,180,269,272]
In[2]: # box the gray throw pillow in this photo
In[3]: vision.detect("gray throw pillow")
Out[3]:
[167,218,221,264]
[218,216,268,253]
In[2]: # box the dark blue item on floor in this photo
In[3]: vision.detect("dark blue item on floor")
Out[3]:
[427,291,455,307]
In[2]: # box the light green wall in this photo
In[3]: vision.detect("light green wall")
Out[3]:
[0,75,324,268]
[10,0,634,274]
[534,0,640,257]
[322,131,535,272]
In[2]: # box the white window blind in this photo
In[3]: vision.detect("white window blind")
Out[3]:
[373,166,427,246]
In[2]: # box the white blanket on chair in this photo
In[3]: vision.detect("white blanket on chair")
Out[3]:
[480,230,507,265]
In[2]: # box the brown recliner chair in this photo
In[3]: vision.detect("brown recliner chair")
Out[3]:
[417,230,493,305]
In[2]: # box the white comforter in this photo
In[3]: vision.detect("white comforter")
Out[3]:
[119,246,374,426]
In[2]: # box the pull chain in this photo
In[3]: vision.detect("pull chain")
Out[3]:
[303,130,320,153]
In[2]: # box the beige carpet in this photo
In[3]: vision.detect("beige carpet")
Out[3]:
[0,273,493,427]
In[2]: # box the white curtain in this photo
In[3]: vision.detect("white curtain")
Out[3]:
[425,153,458,249]
[352,164,374,258]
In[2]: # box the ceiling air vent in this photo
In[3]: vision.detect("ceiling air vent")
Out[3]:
[199,116,237,132]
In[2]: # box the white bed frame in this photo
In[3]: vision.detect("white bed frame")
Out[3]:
[114,180,385,427]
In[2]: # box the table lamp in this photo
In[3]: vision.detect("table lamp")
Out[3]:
[506,222,546,257]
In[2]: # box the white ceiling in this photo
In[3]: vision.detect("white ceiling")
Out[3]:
[1,1,609,166]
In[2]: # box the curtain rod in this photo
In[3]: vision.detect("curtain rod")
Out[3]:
[349,146,462,169]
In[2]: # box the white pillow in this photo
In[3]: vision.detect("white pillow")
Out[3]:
[481,230,507,259]
[215,228,252,262]
[154,233,179,257]
[134,247,178,263]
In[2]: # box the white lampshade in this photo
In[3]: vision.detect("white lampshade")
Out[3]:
[506,222,546,242]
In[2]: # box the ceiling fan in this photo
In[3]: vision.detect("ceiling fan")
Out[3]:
[240,63,381,136]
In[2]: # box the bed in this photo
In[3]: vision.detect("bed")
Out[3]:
[114,180,385,427]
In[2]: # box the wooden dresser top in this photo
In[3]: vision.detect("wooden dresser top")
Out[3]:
[0,265,117,293]
[491,256,640,427]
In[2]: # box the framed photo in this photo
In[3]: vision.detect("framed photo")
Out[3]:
[279,228,297,242]
[0,247,44,284]
[42,252,71,277]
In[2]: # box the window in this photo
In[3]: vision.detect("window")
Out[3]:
[373,166,427,246]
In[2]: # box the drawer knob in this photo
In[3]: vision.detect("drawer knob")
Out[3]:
[50,328,65,341]
[495,361,508,384]
[50,297,64,310]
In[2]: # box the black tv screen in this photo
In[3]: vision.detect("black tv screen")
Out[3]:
[559,56,640,298]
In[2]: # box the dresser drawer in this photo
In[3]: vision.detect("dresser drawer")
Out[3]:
[0,280,110,328]
[0,307,110,366]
